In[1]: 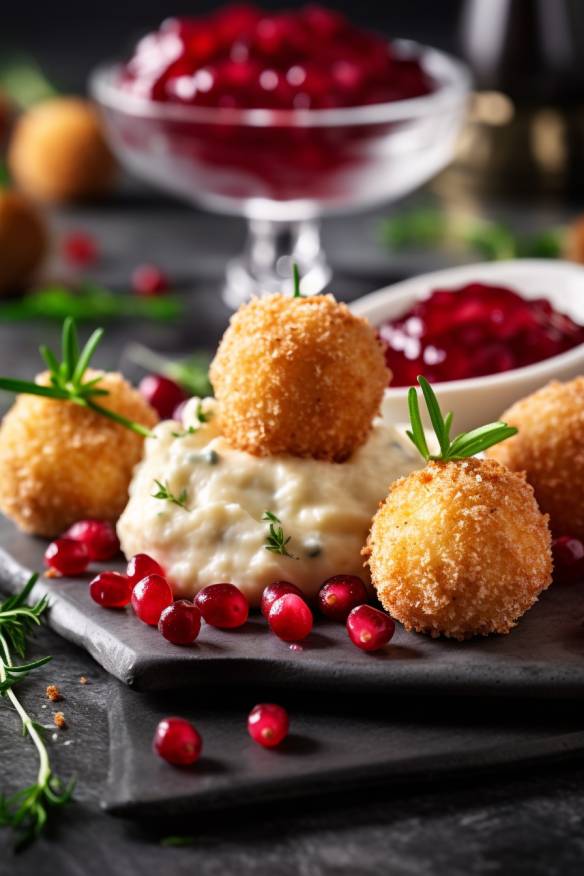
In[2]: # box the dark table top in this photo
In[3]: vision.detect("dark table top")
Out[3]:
[2,189,584,875]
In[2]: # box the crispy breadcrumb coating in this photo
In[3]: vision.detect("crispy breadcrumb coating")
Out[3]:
[0,370,157,537]
[488,377,584,539]
[210,294,389,461]
[365,457,552,640]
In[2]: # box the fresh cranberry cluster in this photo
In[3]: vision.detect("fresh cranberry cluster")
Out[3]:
[120,4,433,111]
[379,282,584,387]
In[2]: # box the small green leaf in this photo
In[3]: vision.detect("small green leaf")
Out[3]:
[406,387,430,460]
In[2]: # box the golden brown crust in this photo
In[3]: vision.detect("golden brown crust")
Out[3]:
[0,370,157,536]
[488,377,584,539]
[8,97,115,203]
[365,457,552,640]
[209,293,389,461]
[0,190,47,295]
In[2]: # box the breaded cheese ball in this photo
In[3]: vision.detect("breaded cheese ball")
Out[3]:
[0,370,157,537]
[365,457,552,640]
[8,97,115,203]
[209,293,389,461]
[488,378,584,539]
[0,190,47,295]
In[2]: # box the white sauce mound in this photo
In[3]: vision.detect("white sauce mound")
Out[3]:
[117,398,419,605]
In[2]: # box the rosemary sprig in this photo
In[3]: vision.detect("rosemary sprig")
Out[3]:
[0,575,75,851]
[262,511,297,559]
[292,263,303,298]
[0,317,153,437]
[406,376,518,462]
[152,479,188,509]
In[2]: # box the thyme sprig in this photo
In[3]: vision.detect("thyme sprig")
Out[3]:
[152,479,188,509]
[0,575,75,851]
[407,376,518,462]
[0,317,153,437]
[262,511,297,559]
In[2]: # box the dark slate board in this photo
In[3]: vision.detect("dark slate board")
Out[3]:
[103,686,584,818]
[1,517,584,697]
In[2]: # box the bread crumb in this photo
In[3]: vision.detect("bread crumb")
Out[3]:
[45,567,61,579]
[79,675,89,685]
[46,684,61,702]
[54,711,66,729]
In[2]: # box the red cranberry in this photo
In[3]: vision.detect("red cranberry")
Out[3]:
[347,605,395,652]
[552,536,584,583]
[139,374,187,420]
[127,553,165,587]
[261,580,305,618]
[44,538,89,576]
[89,571,132,608]
[62,231,98,267]
[131,574,173,625]
[63,519,120,561]
[195,583,249,629]
[158,600,201,644]
[268,593,313,642]
[247,703,289,748]
[131,263,169,296]
[318,575,368,622]
[153,717,202,766]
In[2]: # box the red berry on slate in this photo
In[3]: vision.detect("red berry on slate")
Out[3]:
[248,703,289,748]
[195,583,249,629]
[261,580,304,618]
[347,605,395,652]
[64,519,120,561]
[127,553,165,587]
[268,593,313,642]
[154,717,202,766]
[318,574,368,622]
[62,230,98,267]
[158,600,201,644]
[132,263,169,296]
[139,373,187,420]
[131,574,173,625]
[89,571,132,608]
[44,538,89,576]
[552,536,584,583]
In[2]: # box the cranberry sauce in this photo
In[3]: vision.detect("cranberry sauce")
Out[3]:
[120,4,433,110]
[379,282,584,386]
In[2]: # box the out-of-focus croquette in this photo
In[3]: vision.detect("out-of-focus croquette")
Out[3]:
[209,293,389,462]
[488,377,584,539]
[8,97,115,203]
[365,457,552,640]
[0,370,157,537]
[0,190,47,295]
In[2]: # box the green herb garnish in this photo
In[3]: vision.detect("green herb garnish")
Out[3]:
[125,343,211,396]
[407,376,518,462]
[171,426,197,439]
[0,575,75,850]
[0,317,153,438]
[262,511,297,559]
[292,262,303,298]
[172,402,211,437]
[152,479,188,509]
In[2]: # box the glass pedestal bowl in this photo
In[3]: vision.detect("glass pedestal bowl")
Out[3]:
[91,42,470,307]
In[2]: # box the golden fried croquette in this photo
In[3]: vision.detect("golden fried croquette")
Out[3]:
[8,98,115,203]
[209,293,389,461]
[0,190,47,295]
[365,457,552,640]
[488,377,584,539]
[0,370,157,536]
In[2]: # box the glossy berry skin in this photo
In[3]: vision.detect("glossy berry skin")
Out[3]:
[346,604,395,652]
[127,553,165,587]
[89,571,132,608]
[64,519,120,561]
[153,717,202,766]
[138,373,187,420]
[195,583,249,629]
[552,536,584,583]
[62,231,98,267]
[131,574,173,625]
[318,574,368,622]
[132,263,169,297]
[261,580,304,618]
[248,703,289,748]
[268,593,313,642]
[158,600,201,644]
[44,538,89,576]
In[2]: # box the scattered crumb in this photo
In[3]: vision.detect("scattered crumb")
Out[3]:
[52,732,58,741]
[41,704,47,710]
[46,684,61,702]
[79,675,89,685]
[63,739,73,746]
[44,568,61,579]
[53,711,66,729]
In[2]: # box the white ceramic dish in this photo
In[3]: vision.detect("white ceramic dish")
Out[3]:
[351,259,584,432]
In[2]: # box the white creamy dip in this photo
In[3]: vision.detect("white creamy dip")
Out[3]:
[117,398,419,605]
